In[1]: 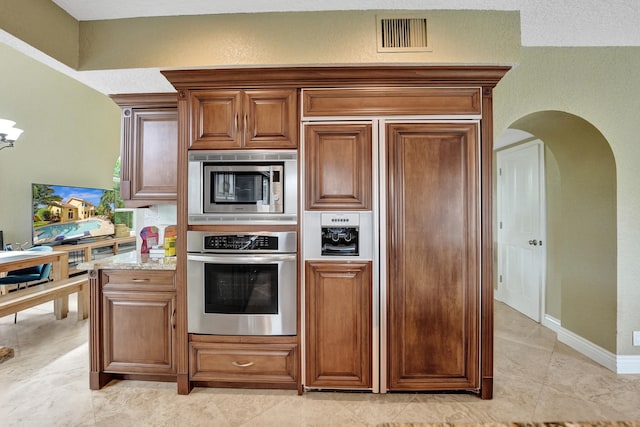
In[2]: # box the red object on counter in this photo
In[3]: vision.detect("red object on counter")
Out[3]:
[140,226,159,254]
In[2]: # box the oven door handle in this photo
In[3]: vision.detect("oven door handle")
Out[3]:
[187,253,296,263]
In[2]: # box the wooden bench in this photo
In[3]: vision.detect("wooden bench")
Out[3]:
[0,274,89,321]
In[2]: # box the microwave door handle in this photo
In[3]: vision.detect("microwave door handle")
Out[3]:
[187,253,296,263]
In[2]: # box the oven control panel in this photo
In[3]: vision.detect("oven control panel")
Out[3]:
[204,235,278,251]
[188,230,297,254]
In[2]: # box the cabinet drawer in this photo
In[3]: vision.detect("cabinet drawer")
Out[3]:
[102,270,175,292]
[190,342,298,386]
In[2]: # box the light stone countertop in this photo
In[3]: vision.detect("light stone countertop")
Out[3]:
[77,251,176,271]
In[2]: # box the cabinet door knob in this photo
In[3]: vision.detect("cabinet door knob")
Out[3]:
[231,361,255,368]
[528,239,538,246]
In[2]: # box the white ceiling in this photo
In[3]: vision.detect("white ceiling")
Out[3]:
[3,1,639,94]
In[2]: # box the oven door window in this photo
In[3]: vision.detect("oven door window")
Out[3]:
[203,263,278,314]
[212,172,269,204]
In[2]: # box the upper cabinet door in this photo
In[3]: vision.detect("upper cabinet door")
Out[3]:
[190,89,298,150]
[190,90,243,149]
[304,123,372,210]
[243,89,298,149]
[129,108,178,204]
[112,93,178,208]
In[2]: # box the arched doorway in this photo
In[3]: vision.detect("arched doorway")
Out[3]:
[495,110,617,354]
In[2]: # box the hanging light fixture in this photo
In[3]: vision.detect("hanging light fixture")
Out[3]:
[0,119,24,151]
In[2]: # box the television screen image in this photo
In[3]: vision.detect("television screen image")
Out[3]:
[32,183,115,245]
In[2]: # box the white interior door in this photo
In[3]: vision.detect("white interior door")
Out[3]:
[497,141,545,322]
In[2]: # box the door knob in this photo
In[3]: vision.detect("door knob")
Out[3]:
[528,239,538,246]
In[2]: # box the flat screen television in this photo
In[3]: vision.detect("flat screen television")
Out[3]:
[32,183,115,246]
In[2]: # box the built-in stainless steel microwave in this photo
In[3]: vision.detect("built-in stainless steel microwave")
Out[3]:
[188,150,297,224]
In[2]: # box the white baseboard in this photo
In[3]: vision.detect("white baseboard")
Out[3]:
[556,325,618,372]
[617,356,640,374]
[552,321,640,374]
[543,314,561,333]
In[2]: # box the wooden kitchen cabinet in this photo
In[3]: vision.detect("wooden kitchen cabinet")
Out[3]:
[102,290,176,375]
[189,335,299,391]
[304,123,372,210]
[302,87,482,117]
[189,89,298,149]
[111,93,178,208]
[90,269,177,389]
[305,261,372,389]
[386,122,480,391]
[162,66,509,398]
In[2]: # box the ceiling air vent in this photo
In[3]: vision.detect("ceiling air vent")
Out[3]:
[377,16,430,52]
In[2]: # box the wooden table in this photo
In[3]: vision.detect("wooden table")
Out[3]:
[0,250,70,361]
[0,250,70,312]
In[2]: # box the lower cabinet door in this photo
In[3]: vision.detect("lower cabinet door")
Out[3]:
[189,341,298,387]
[305,261,372,389]
[102,291,176,374]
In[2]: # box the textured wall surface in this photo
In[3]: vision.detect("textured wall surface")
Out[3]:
[50,0,640,47]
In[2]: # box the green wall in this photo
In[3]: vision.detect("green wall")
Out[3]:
[0,0,79,68]
[494,47,640,354]
[77,11,520,70]
[0,43,121,247]
[545,146,562,320]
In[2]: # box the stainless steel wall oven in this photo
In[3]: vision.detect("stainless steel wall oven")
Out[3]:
[187,230,297,336]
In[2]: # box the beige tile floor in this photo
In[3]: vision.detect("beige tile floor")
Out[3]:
[1,298,639,427]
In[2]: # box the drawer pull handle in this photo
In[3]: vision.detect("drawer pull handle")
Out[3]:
[131,278,149,282]
[231,361,254,368]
